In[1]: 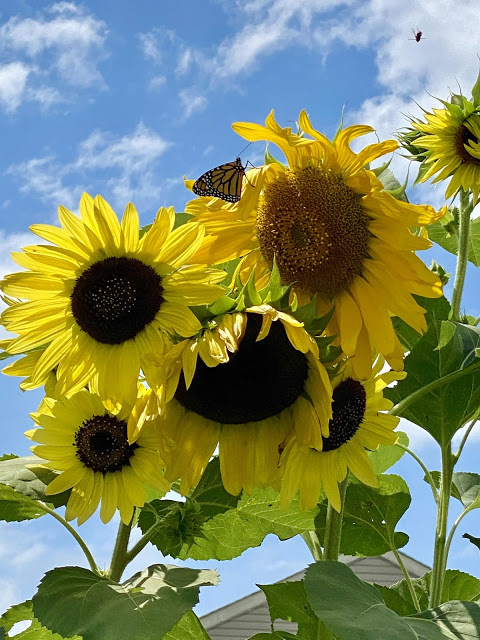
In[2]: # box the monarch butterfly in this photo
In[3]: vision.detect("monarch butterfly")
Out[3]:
[192,157,247,203]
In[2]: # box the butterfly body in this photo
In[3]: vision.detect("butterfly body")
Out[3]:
[193,157,246,203]
[409,28,424,42]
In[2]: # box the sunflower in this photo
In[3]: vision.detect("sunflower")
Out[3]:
[407,104,480,202]
[185,111,445,379]
[0,194,226,407]
[279,358,404,512]
[26,387,168,525]
[146,305,332,496]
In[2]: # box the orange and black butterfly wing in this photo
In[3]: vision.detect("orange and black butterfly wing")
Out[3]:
[193,158,245,202]
[192,176,217,198]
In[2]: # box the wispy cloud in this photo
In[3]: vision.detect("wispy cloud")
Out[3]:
[138,0,480,153]
[178,89,208,120]
[0,2,108,112]
[6,123,172,214]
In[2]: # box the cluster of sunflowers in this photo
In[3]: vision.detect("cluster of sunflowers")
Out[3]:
[0,109,451,527]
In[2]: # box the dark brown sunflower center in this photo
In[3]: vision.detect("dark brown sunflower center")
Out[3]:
[455,121,480,164]
[322,378,366,451]
[71,257,164,344]
[256,166,370,298]
[174,313,309,424]
[74,414,137,473]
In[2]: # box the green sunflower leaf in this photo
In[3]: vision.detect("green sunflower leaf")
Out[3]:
[385,321,480,446]
[428,215,480,267]
[0,600,80,640]
[0,483,45,522]
[259,580,333,640]
[376,570,480,617]
[32,564,219,640]
[138,458,241,556]
[428,472,480,509]
[368,431,409,474]
[260,581,315,625]
[173,212,193,229]
[416,600,480,639]
[162,611,211,640]
[313,474,410,557]
[139,468,318,560]
[0,456,70,509]
[303,561,457,640]
[247,634,296,640]
[392,295,451,352]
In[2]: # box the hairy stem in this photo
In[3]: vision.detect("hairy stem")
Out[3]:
[429,446,454,608]
[450,189,472,322]
[444,505,474,567]
[454,417,477,463]
[323,475,348,561]
[301,531,323,561]
[391,546,421,613]
[34,500,99,574]
[108,517,134,582]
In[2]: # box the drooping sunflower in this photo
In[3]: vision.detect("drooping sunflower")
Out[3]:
[186,111,445,379]
[145,305,332,496]
[0,194,226,407]
[280,357,404,512]
[26,387,168,525]
[404,102,480,202]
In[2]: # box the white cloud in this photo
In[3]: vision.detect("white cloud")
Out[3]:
[149,75,166,91]
[178,89,208,120]
[6,123,173,213]
[0,2,108,112]
[138,0,480,139]
[0,62,30,112]
[399,418,436,451]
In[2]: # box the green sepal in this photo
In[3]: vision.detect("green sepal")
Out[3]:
[264,143,285,167]
[207,295,237,316]
[331,104,346,143]
[472,67,480,106]
[259,257,294,307]
[430,260,450,286]
[371,157,392,176]
[235,268,263,311]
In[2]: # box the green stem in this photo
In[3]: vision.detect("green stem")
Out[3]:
[444,505,474,567]
[429,445,454,608]
[389,361,480,418]
[124,520,162,565]
[301,531,323,561]
[323,475,348,561]
[453,417,477,463]
[395,442,438,502]
[108,516,134,582]
[34,500,99,574]
[390,546,421,613]
[450,189,472,322]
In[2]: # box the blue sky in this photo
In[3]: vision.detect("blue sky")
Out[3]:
[1,0,480,620]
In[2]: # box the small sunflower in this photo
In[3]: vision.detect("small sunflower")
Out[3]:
[0,194,226,407]
[406,102,480,202]
[185,111,445,379]
[26,387,168,525]
[280,358,404,512]
[146,305,332,496]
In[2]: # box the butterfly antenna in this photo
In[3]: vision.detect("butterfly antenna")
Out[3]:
[237,141,253,157]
